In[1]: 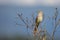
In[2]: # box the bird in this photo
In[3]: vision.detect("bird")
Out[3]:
[33,10,43,36]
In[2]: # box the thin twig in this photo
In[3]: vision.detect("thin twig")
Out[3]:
[16,23,25,26]
[52,8,59,40]
[18,13,29,27]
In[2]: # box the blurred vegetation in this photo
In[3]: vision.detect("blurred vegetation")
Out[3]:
[16,8,60,40]
[0,8,60,40]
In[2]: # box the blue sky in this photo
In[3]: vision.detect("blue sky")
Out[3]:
[0,0,60,38]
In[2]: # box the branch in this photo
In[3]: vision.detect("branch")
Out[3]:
[52,8,59,40]
[16,23,25,26]
[18,13,29,27]
[31,13,35,26]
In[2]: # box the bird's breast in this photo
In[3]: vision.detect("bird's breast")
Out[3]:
[38,16,43,22]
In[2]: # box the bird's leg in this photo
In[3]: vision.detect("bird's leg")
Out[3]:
[33,27,38,36]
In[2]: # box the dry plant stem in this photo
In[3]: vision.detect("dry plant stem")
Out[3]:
[16,23,25,26]
[26,17,32,40]
[52,8,58,40]
[31,13,35,29]
[16,14,27,26]
[18,13,31,40]
[52,19,60,40]
[18,14,29,28]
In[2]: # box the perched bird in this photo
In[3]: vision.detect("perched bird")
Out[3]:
[33,10,43,35]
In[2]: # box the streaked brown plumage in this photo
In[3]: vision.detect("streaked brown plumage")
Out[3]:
[34,16,40,31]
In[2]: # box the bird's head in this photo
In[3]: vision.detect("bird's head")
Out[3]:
[37,10,43,17]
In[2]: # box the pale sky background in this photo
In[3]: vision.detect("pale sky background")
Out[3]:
[0,0,60,7]
[0,0,60,39]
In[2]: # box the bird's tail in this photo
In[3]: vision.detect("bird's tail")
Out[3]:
[33,26,38,36]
